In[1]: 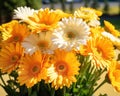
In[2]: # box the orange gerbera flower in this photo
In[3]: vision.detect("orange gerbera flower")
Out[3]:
[80,35,115,69]
[3,21,29,44]
[0,43,24,73]
[18,51,50,88]
[47,49,80,90]
[27,8,65,32]
[108,60,120,92]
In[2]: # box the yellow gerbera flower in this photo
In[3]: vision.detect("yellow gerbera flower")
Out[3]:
[55,9,72,18]
[101,31,120,50]
[0,20,29,45]
[18,51,50,88]
[0,43,24,73]
[27,8,63,32]
[0,20,18,40]
[74,7,102,22]
[108,60,120,92]
[104,20,120,37]
[80,35,115,69]
[90,26,104,37]
[47,49,80,90]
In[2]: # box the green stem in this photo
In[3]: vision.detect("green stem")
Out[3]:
[37,83,40,93]
[28,88,32,96]
[51,88,55,96]
[79,60,91,85]
[63,87,66,96]
[89,69,106,90]
[47,83,51,92]
[9,75,15,90]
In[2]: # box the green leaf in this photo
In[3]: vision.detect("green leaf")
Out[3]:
[31,91,37,96]
[73,88,79,93]
[64,93,71,96]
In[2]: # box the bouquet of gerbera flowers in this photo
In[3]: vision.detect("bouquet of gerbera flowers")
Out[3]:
[0,6,120,96]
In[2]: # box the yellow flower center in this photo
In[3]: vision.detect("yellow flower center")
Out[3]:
[11,54,20,63]
[83,10,91,15]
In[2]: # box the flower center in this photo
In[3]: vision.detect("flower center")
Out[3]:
[64,31,76,41]
[59,65,65,70]
[67,32,76,39]
[11,54,20,63]
[37,40,49,49]
[97,46,103,57]
[56,61,67,75]
[83,10,91,15]
[41,28,49,32]
[32,65,40,74]
[13,36,21,42]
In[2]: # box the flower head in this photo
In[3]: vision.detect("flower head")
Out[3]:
[0,20,29,45]
[104,20,120,37]
[52,17,90,51]
[22,32,54,55]
[47,49,80,89]
[74,7,102,22]
[18,51,50,88]
[27,8,64,32]
[108,60,120,92]
[0,43,24,73]
[80,35,115,69]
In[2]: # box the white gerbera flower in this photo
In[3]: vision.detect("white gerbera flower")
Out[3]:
[102,31,120,42]
[13,6,36,21]
[22,32,54,55]
[52,17,90,51]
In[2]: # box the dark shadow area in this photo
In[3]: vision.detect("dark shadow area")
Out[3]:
[100,14,120,29]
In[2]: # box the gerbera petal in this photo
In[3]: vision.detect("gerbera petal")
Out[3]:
[13,6,36,21]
